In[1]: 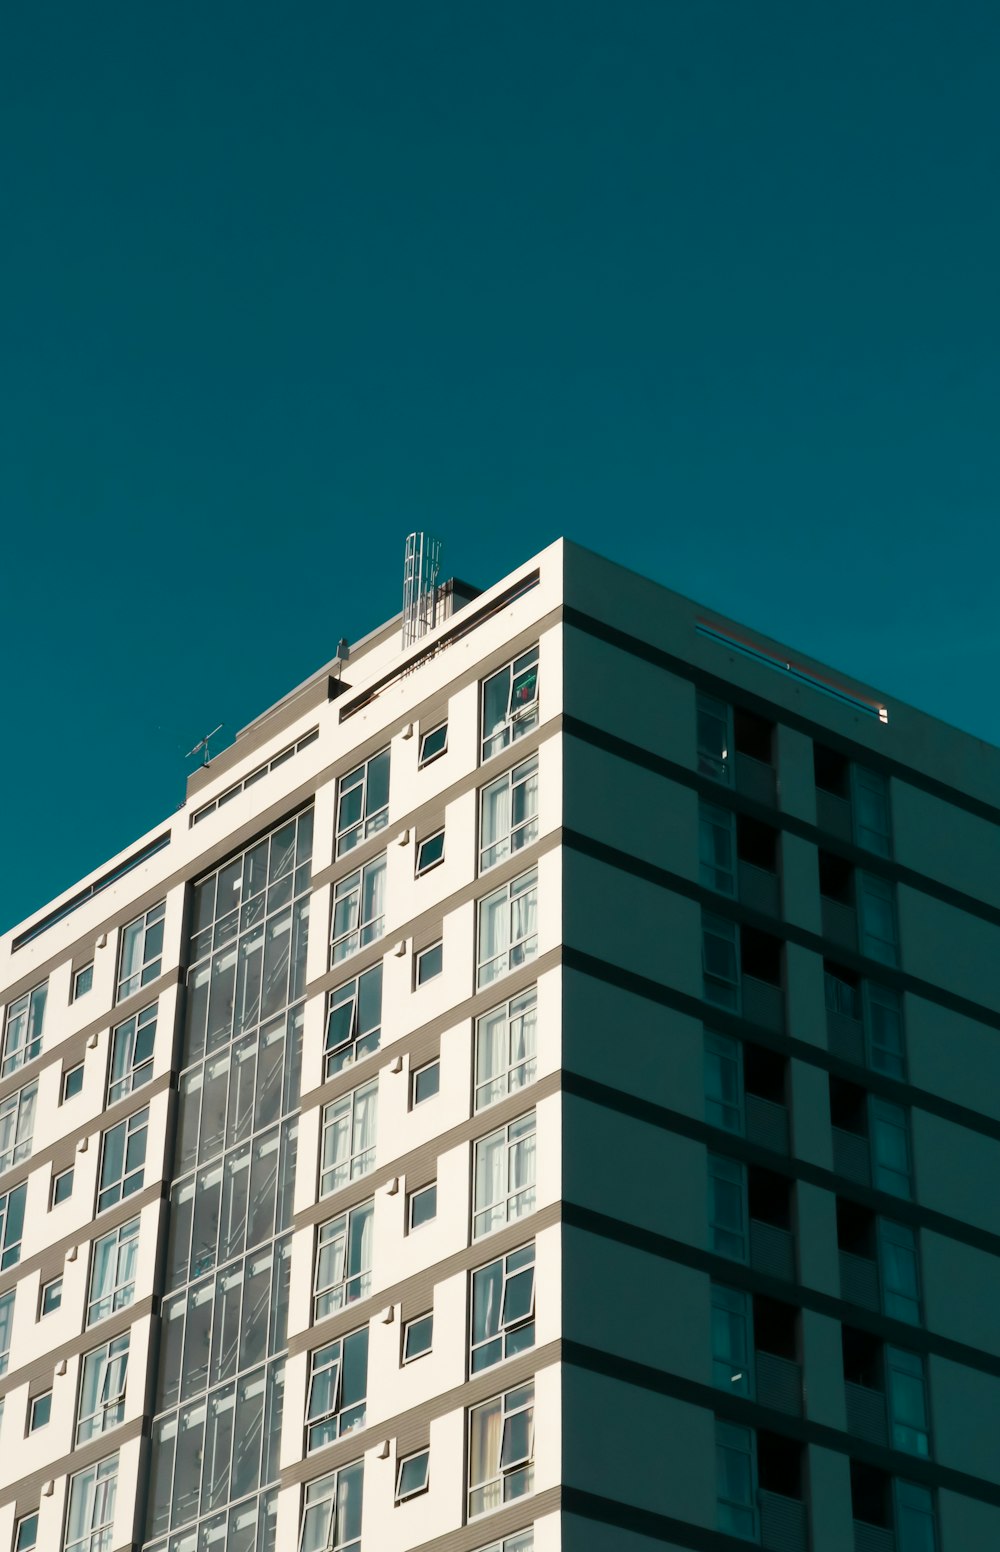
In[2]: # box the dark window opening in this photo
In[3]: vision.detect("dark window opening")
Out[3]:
[825,961,861,1018]
[757,1431,802,1498]
[851,1461,892,1529]
[830,1077,869,1137]
[837,1198,876,1259]
[744,1044,787,1106]
[754,1296,798,1361]
[814,743,850,798]
[749,1167,792,1231]
[737,816,779,873]
[819,852,854,904]
[741,927,783,987]
[842,1326,883,1390]
[735,708,774,766]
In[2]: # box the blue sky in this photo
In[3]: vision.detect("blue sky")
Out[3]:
[2,1,999,930]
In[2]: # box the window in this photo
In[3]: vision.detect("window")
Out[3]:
[326,963,382,1077]
[473,1112,536,1239]
[62,1063,85,1102]
[854,768,891,857]
[411,1060,439,1106]
[336,749,390,856]
[396,1449,430,1502]
[858,874,898,966]
[117,901,165,1001]
[409,1183,437,1229]
[470,1244,535,1373]
[0,1080,37,1172]
[97,1107,149,1212]
[699,803,736,896]
[0,1289,14,1374]
[415,829,445,877]
[88,1218,140,1325]
[52,1167,74,1206]
[28,1391,51,1432]
[2,981,47,1076]
[65,1454,118,1552]
[468,1383,534,1518]
[73,963,95,1001]
[306,1326,368,1451]
[708,1153,748,1263]
[107,1003,157,1105]
[866,983,905,1078]
[415,941,443,985]
[473,1532,535,1552]
[481,647,539,762]
[403,1314,433,1363]
[14,1514,38,1552]
[0,1183,27,1270]
[299,1462,364,1552]
[320,1080,378,1196]
[480,755,539,872]
[879,1219,921,1325]
[190,728,319,823]
[418,722,448,766]
[40,1278,62,1316]
[711,1284,752,1397]
[330,855,386,965]
[895,1481,937,1552]
[698,693,732,782]
[77,1333,129,1444]
[314,1201,374,1321]
[715,1419,757,1540]
[477,869,538,989]
[704,1032,743,1134]
[871,1099,913,1199]
[887,1348,930,1457]
[476,989,537,1111]
[703,914,739,1009]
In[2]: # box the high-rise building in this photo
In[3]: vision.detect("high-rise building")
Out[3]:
[1,537,999,1552]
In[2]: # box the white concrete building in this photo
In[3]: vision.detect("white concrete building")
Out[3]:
[2,539,1000,1552]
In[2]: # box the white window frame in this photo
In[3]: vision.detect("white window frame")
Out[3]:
[870,1098,913,1199]
[704,1031,743,1134]
[62,1062,85,1102]
[330,854,387,965]
[699,801,737,897]
[396,1449,430,1502]
[408,1183,437,1230]
[14,1513,38,1552]
[305,1326,368,1453]
[468,1382,535,1519]
[470,1243,536,1374]
[0,1288,14,1375]
[320,1080,378,1197]
[477,869,538,990]
[479,754,539,873]
[107,1003,157,1106]
[852,767,892,857]
[40,1277,62,1317]
[402,1313,433,1363]
[28,1391,51,1432]
[336,749,390,857]
[710,1282,753,1397]
[297,1460,364,1552]
[97,1107,148,1213]
[1,982,47,1078]
[702,912,740,1010]
[0,1080,37,1173]
[473,1112,537,1240]
[314,1201,374,1321]
[0,1183,26,1271]
[708,1152,748,1263]
[116,901,165,1002]
[52,1164,74,1207]
[411,1059,440,1106]
[858,873,898,966]
[418,722,448,767]
[472,1534,535,1552]
[73,963,95,1001]
[326,963,382,1078]
[475,989,537,1112]
[87,1217,140,1326]
[481,647,539,763]
[64,1454,118,1552]
[415,941,443,986]
[415,829,445,876]
[76,1333,130,1445]
[886,1346,930,1457]
[715,1419,758,1540]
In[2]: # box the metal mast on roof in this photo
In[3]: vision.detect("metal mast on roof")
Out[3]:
[401,532,442,649]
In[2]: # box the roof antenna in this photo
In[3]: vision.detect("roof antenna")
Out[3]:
[185,724,224,769]
[402,532,442,649]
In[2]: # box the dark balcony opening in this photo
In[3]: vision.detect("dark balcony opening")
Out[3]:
[745,1044,787,1107]
[742,927,783,987]
[819,852,854,905]
[830,1077,869,1137]
[837,1198,876,1259]
[750,1167,793,1231]
[825,961,861,1019]
[758,1430,803,1498]
[755,1295,799,1361]
[842,1326,883,1390]
[735,707,774,766]
[851,1461,892,1529]
[814,743,850,798]
[738,816,779,873]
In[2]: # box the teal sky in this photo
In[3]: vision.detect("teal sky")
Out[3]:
[2,2,999,930]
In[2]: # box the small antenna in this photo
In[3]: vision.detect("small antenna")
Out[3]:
[185,724,224,768]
